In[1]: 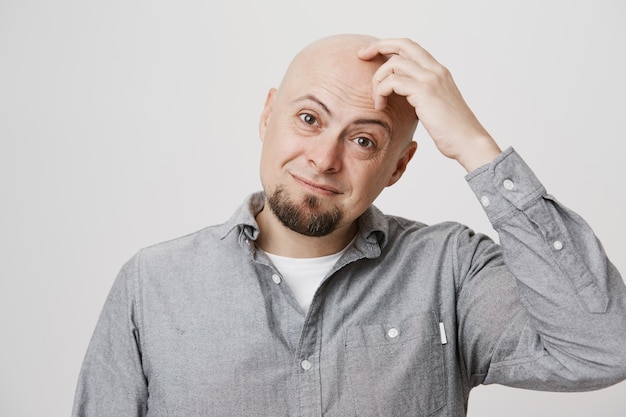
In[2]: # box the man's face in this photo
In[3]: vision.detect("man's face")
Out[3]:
[258,42,416,237]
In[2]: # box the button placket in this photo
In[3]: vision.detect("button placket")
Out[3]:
[296,313,322,416]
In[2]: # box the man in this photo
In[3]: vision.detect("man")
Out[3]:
[72,34,626,416]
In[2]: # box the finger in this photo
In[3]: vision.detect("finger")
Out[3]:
[372,54,432,86]
[373,73,419,106]
[373,94,387,111]
[371,72,428,113]
[359,38,440,72]
[370,55,436,110]
[357,42,383,60]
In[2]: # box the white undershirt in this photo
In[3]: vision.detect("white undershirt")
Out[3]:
[265,243,352,313]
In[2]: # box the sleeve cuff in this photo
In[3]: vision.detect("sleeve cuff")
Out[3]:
[465,147,547,225]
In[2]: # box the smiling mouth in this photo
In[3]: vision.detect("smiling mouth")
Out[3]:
[291,174,341,196]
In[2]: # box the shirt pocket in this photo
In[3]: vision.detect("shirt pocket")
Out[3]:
[344,311,446,416]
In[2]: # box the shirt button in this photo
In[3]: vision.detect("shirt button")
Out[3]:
[553,240,564,251]
[480,196,490,207]
[300,359,312,371]
[387,328,399,338]
[271,274,282,284]
[503,179,515,191]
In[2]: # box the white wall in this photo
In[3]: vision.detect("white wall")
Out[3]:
[1,0,625,415]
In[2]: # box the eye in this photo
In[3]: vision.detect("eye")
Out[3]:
[299,113,318,126]
[353,136,375,148]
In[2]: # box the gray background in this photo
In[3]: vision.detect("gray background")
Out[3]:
[1,0,625,415]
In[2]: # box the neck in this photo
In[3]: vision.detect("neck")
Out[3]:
[255,206,357,258]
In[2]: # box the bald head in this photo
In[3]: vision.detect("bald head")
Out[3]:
[281,34,382,85]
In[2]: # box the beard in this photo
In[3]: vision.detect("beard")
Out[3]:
[266,186,343,237]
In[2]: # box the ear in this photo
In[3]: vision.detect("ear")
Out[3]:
[386,141,418,187]
[259,88,277,142]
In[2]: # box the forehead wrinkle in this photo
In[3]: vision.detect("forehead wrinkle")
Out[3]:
[281,72,371,108]
[319,74,374,107]
[290,94,332,116]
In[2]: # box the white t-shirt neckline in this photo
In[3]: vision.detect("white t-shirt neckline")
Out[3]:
[265,243,353,313]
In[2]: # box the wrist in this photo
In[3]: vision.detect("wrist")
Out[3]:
[456,135,502,173]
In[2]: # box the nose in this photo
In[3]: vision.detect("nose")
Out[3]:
[307,133,343,174]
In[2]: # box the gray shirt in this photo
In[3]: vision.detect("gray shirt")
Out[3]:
[72,148,626,417]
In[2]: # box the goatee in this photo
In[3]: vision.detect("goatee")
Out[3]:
[267,187,342,237]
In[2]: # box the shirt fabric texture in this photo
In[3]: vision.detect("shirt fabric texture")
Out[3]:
[72,148,626,417]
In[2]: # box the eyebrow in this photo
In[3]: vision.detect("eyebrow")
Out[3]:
[292,94,392,136]
[291,94,332,115]
[353,118,392,137]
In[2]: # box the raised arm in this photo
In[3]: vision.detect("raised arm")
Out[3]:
[359,37,626,390]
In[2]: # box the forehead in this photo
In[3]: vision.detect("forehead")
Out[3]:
[285,52,376,92]
[282,55,387,109]
[280,38,383,100]
[288,75,376,113]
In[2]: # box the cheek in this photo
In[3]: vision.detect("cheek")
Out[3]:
[263,142,301,170]
[361,160,401,201]
[259,134,303,184]
[263,120,302,156]
[346,166,389,204]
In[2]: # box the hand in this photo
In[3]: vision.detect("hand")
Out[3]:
[358,38,501,172]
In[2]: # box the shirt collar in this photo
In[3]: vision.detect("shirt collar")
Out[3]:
[219,192,389,258]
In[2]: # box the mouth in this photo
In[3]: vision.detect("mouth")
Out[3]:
[291,174,342,196]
